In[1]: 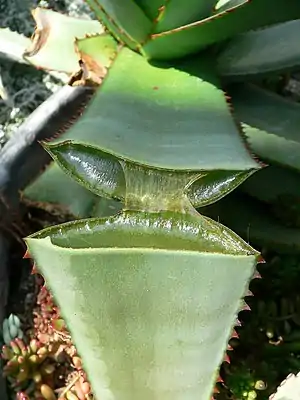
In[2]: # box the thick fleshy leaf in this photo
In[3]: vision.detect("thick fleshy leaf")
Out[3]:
[270,372,300,400]
[142,0,300,60]
[214,0,246,12]
[23,8,103,73]
[218,20,300,78]
[202,193,300,253]
[231,84,300,171]
[189,169,257,207]
[53,47,259,171]
[153,0,217,32]
[43,141,258,207]
[240,166,300,204]
[85,0,152,51]
[135,0,216,30]
[75,34,118,83]
[0,28,30,64]
[26,210,257,400]
[43,141,126,200]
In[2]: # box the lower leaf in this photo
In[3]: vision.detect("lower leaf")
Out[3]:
[26,210,258,400]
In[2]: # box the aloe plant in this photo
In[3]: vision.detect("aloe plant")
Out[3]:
[0,1,299,399]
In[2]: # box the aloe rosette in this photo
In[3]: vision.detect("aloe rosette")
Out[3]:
[0,1,298,399]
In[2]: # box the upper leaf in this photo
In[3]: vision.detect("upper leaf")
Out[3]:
[54,47,259,171]
[23,8,103,73]
[218,20,300,78]
[85,0,152,51]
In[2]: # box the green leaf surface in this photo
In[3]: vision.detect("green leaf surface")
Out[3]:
[143,0,300,60]
[76,33,118,67]
[44,141,126,200]
[189,169,257,207]
[56,48,258,171]
[231,84,300,171]
[26,211,257,400]
[214,0,246,12]
[0,28,30,64]
[23,162,98,218]
[85,0,152,51]
[218,20,300,78]
[202,193,300,253]
[24,8,103,73]
[153,0,217,33]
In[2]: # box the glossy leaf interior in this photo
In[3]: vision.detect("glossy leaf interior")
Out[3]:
[44,141,259,209]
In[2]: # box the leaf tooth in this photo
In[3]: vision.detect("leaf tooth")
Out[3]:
[231,329,239,339]
[223,353,231,364]
[245,289,254,297]
[216,376,224,383]
[253,270,262,279]
[227,344,233,351]
[235,319,242,327]
[257,254,265,264]
[241,301,251,312]
[23,249,31,259]
[31,263,38,275]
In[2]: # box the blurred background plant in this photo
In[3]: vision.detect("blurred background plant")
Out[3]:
[0,0,93,143]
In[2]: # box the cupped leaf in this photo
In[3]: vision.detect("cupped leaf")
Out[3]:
[27,210,256,254]
[43,141,258,209]
[55,47,259,171]
[142,0,300,60]
[188,169,257,207]
[231,84,300,171]
[218,20,300,78]
[202,193,300,253]
[43,141,126,201]
[85,0,152,51]
[23,8,103,73]
[26,210,258,400]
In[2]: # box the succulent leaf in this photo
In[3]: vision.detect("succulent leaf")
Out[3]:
[142,0,300,60]
[26,210,258,400]
[270,372,300,400]
[53,47,259,171]
[23,7,103,73]
[0,28,30,64]
[84,0,152,51]
[218,20,300,78]
[44,140,258,207]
